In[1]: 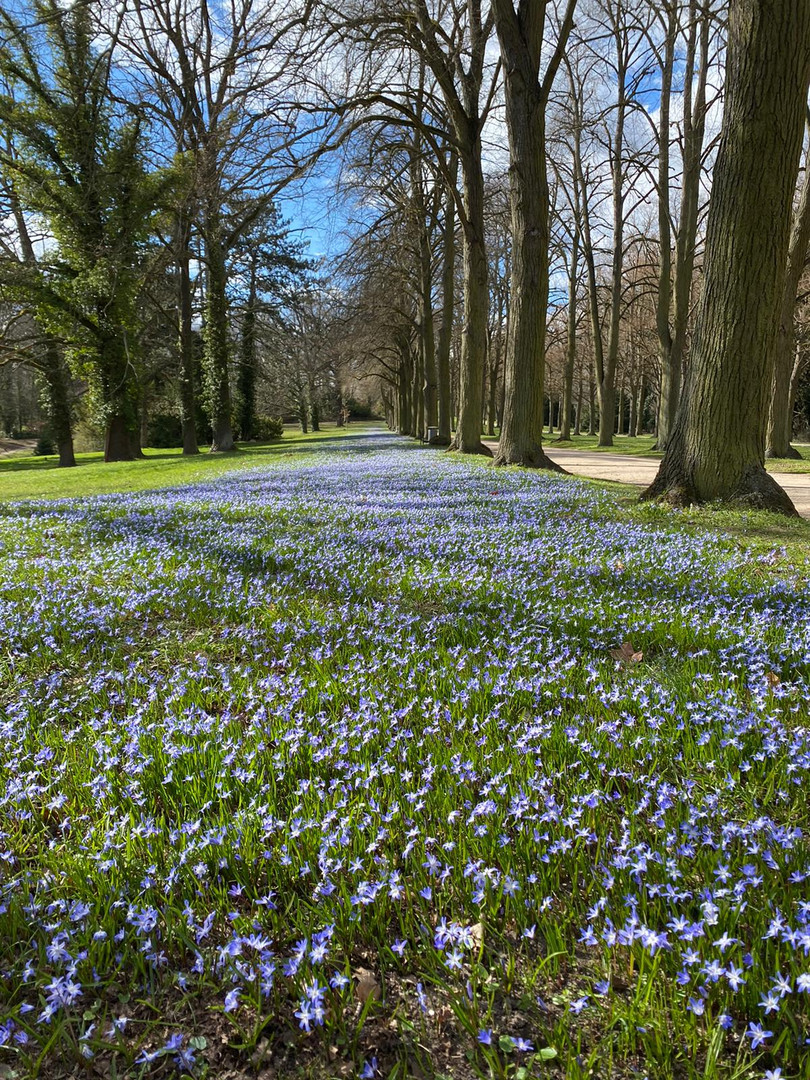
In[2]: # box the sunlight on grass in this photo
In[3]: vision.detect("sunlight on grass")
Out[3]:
[0,423,370,501]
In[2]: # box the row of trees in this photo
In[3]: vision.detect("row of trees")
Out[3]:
[333,0,810,511]
[1,0,809,512]
[0,0,352,463]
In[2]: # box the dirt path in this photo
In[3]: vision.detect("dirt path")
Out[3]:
[484,443,810,519]
[0,438,36,458]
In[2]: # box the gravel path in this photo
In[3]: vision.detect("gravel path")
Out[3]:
[485,444,810,518]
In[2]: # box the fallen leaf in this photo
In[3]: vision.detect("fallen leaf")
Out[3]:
[354,967,380,1004]
[609,641,643,664]
[765,671,780,688]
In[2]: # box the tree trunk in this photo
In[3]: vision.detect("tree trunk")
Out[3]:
[237,268,258,441]
[9,181,76,466]
[493,0,571,471]
[105,412,134,462]
[41,337,76,467]
[453,138,491,456]
[418,207,437,441]
[435,164,456,445]
[559,227,579,441]
[659,0,712,450]
[203,208,235,453]
[644,0,810,513]
[638,373,646,435]
[177,213,199,455]
[766,127,810,458]
[99,332,137,463]
[655,1,676,448]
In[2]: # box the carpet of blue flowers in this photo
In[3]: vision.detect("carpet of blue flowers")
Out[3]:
[1,433,809,1080]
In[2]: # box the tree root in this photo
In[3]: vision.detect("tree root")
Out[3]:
[765,444,802,460]
[446,440,494,457]
[642,463,798,516]
[493,445,568,472]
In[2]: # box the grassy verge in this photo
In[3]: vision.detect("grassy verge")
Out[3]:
[0,423,368,502]
[1,431,809,1080]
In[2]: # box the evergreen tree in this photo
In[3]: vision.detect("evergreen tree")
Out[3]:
[0,0,160,460]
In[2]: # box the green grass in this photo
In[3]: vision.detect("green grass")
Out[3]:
[547,433,662,457]
[0,423,367,501]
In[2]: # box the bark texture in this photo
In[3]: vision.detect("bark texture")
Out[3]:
[656,0,711,450]
[493,0,575,470]
[644,0,810,513]
[434,166,456,446]
[766,126,810,458]
[203,207,235,453]
[177,213,199,455]
[454,142,492,456]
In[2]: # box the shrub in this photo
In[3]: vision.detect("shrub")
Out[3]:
[34,433,54,456]
[253,415,284,440]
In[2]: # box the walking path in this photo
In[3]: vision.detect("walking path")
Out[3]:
[485,444,810,519]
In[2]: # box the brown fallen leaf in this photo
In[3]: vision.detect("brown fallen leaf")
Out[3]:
[765,671,780,688]
[609,641,643,664]
[354,967,380,1004]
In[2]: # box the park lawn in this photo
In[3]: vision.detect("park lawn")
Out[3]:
[1,431,810,1080]
[0,423,364,502]
[549,433,662,457]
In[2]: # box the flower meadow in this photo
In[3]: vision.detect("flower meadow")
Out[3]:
[1,433,810,1080]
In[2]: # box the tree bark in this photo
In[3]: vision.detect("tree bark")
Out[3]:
[766,124,810,458]
[203,205,235,452]
[237,266,258,441]
[559,226,579,441]
[453,138,491,455]
[658,0,712,450]
[177,212,199,455]
[435,164,456,445]
[41,337,76,467]
[99,332,138,462]
[644,0,810,513]
[493,0,574,469]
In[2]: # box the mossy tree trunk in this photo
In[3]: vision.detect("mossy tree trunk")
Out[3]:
[644,0,810,513]
[237,266,258,441]
[41,337,76,467]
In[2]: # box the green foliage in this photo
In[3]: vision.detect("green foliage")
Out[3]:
[0,0,166,439]
[147,412,184,449]
[253,415,284,440]
[34,432,53,456]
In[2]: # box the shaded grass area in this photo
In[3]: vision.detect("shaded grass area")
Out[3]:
[0,424,373,501]
[1,432,810,1080]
